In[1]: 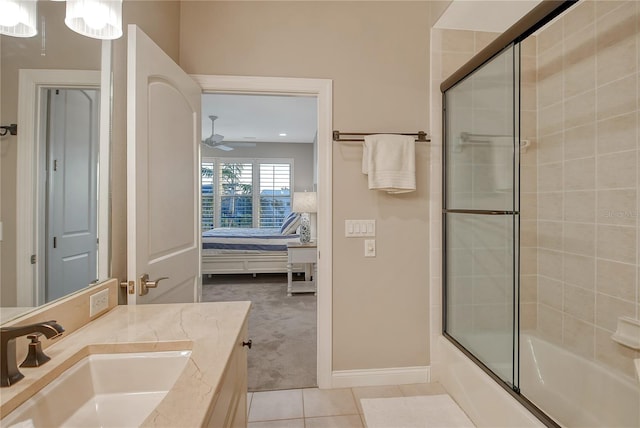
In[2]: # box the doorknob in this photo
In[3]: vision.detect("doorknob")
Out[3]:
[139,273,169,296]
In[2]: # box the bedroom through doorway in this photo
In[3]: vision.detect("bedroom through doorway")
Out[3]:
[199,93,318,392]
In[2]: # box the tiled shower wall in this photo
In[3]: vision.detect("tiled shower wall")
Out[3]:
[534,0,640,378]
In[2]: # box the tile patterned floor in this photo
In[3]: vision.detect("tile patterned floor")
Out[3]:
[247,382,447,428]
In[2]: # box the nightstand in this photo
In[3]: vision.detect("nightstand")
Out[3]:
[287,242,317,296]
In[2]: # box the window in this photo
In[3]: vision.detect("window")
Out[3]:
[201,158,293,230]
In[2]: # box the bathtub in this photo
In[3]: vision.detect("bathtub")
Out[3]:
[520,333,640,427]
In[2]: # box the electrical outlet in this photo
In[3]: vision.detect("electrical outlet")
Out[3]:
[89,289,109,317]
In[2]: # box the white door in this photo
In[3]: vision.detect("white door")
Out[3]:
[126,25,202,304]
[46,88,99,301]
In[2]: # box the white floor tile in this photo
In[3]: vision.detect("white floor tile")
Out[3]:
[303,388,359,418]
[305,414,364,428]
[248,419,305,428]
[350,385,403,414]
[248,389,304,422]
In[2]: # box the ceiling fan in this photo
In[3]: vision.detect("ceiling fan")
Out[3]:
[201,115,256,151]
[201,115,233,151]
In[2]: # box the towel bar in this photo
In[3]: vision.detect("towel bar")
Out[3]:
[333,130,430,143]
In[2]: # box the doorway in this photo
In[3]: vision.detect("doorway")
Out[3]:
[192,74,333,389]
[40,88,100,302]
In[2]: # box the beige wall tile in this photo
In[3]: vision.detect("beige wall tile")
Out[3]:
[538,192,563,221]
[596,224,637,264]
[473,304,509,331]
[564,24,596,69]
[595,293,636,332]
[537,132,563,165]
[564,253,596,290]
[597,37,637,87]
[539,102,564,137]
[596,74,637,121]
[564,191,595,223]
[473,276,510,305]
[538,72,563,108]
[520,35,537,58]
[521,220,538,248]
[521,83,537,111]
[564,123,596,160]
[563,284,595,323]
[538,17,563,54]
[564,89,596,129]
[597,151,637,190]
[564,55,596,98]
[596,1,638,51]
[564,157,596,191]
[521,56,538,86]
[596,258,636,301]
[521,302,537,331]
[538,275,563,310]
[537,44,563,82]
[538,221,563,251]
[521,165,537,193]
[521,193,538,220]
[597,113,637,155]
[597,189,637,226]
[595,326,640,379]
[539,249,563,281]
[564,222,595,257]
[521,274,538,303]
[564,0,595,38]
[537,304,563,345]
[441,52,474,81]
[520,247,538,276]
[520,111,537,142]
[538,162,563,192]
[563,315,595,359]
[595,0,629,20]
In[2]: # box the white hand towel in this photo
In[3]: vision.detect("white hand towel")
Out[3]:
[362,134,416,194]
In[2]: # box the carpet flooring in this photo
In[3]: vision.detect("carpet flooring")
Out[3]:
[201,273,317,392]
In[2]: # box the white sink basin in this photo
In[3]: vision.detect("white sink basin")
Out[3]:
[3,350,191,428]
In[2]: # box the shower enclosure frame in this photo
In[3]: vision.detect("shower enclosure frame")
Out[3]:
[440,1,577,426]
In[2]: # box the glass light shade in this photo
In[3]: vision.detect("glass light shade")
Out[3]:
[0,0,37,38]
[292,192,317,214]
[65,0,122,40]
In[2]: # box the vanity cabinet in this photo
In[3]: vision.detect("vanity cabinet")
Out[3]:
[206,320,249,428]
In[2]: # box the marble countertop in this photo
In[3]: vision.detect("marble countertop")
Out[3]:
[0,301,251,426]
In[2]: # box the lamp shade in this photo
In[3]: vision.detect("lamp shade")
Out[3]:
[65,0,122,40]
[0,0,37,38]
[292,192,317,213]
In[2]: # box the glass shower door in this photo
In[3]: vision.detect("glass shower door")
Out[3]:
[443,44,520,389]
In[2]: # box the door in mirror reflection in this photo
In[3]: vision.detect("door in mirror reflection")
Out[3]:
[44,88,100,301]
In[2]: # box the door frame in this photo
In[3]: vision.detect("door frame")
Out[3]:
[16,62,110,307]
[192,74,333,389]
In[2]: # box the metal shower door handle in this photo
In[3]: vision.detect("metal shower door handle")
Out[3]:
[139,273,169,296]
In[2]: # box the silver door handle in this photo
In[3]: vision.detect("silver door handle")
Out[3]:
[139,273,169,296]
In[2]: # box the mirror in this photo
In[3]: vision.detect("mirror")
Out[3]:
[0,1,111,323]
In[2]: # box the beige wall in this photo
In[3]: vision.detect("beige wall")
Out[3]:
[0,1,102,306]
[534,0,640,379]
[179,1,432,370]
[202,142,315,193]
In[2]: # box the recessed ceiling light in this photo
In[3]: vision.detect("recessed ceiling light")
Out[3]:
[279,133,287,137]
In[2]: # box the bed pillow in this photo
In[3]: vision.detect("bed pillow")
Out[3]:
[280,212,301,235]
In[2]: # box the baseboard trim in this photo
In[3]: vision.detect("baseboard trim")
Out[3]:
[331,366,431,388]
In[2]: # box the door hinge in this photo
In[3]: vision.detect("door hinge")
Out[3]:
[53,237,57,248]
[30,254,36,264]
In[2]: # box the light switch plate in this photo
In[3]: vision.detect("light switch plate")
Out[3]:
[364,239,376,257]
[345,220,376,237]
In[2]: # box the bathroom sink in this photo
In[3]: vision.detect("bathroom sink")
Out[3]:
[2,350,191,428]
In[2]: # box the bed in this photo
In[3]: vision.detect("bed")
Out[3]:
[201,227,304,275]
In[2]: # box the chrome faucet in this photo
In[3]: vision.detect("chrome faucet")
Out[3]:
[1,321,64,387]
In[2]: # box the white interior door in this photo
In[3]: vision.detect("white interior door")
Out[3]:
[127,25,202,304]
[46,88,99,301]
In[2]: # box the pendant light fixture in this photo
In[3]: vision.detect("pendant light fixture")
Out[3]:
[65,0,123,40]
[0,0,37,38]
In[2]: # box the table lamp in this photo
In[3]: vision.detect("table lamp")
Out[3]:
[292,192,317,244]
